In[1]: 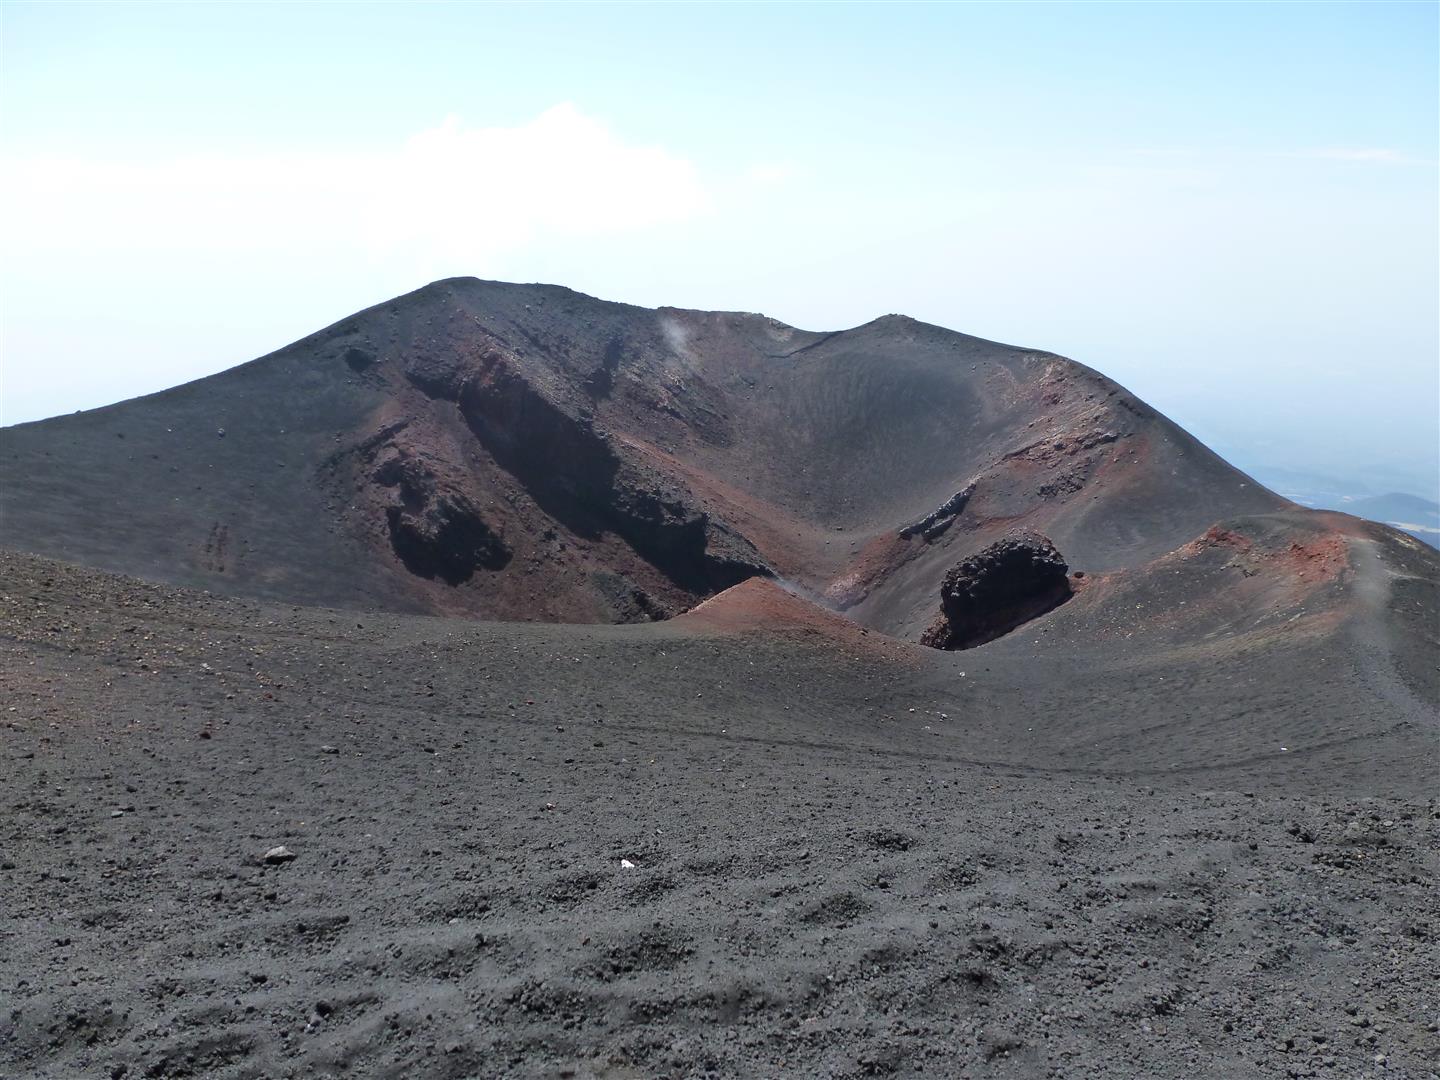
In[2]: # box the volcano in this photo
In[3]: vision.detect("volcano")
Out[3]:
[0,277,1321,628]
[2,280,1436,1079]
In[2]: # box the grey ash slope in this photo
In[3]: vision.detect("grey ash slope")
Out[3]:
[1,277,1288,632]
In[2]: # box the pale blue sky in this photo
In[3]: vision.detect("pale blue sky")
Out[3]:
[3,1,1436,495]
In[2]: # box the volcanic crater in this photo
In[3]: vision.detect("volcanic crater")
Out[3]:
[2,279,1436,1080]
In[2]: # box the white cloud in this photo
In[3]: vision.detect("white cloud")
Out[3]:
[0,104,713,271]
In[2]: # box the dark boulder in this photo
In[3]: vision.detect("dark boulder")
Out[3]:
[921,531,1073,650]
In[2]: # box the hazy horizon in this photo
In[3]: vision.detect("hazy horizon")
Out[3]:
[3,1,1436,500]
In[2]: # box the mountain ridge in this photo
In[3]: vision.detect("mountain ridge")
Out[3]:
[0,278,1408,652]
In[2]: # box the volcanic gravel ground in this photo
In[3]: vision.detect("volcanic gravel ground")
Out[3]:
[2,552,1437,1080]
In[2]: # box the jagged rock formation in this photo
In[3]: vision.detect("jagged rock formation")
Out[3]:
[898,483,974,541]
[920,531,1073,650]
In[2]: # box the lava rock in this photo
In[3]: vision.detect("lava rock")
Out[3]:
[921,531,1073,650]
[374,451,511,586]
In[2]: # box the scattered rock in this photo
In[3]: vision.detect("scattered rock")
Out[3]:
[263,846,296,865]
